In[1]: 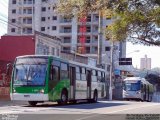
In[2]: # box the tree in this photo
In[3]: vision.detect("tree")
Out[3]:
[56,0,110,18]
[145,73,160,85]
[56,0,160,46]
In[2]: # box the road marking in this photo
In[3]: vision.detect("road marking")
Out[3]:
[75,114,100,120]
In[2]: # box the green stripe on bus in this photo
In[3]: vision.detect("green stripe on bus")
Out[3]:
[48,79,70,101]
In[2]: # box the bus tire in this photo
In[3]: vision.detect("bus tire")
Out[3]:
[58,89,68,105]
[28,101,37,106]
[93,90,98,103]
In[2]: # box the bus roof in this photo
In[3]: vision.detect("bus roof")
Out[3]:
[68,60,105,72]
[123,77,153,85]
[16,55,52,59]
[15,55,105,72]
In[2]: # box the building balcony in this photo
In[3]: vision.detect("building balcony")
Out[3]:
[59,19,72,23]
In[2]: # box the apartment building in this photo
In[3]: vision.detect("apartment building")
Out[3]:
[140,55,151,70]
[7,0,126,65]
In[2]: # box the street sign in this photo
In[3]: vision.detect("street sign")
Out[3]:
[114,69,120,75]
[119,58,132,65]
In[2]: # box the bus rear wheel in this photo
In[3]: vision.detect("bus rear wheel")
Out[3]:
[93,91,98,103]
[28,101,37,106]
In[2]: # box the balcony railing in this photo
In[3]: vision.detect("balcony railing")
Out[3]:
[60,29,72,33]
[60,19,72,23]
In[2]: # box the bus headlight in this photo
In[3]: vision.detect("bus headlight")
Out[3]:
[136,91,141,94]
[40,89,44,94]
[13,89,16,93]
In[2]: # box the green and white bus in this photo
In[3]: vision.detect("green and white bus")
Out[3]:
[10,55,106,106]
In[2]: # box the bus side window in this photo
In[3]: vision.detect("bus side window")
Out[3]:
[51,66,59,81]
[91,70,97,82]
[81,67,86,81]
[97,71,101,82]
[60,63,68,80]
[76,66,81,80]
[141,84,144,92]
[101,72,105,82]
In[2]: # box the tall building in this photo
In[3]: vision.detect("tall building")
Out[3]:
[7,0,126,64]
[140,55,151,70]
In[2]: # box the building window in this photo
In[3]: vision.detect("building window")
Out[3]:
[24,0,33,4]
[48,17,50,20]
[11,28,16,32]
[87,15,91,22]
[105,47,110,51]
[11,19,16,23]
[52,16,57,20]
[41,17,46,21]
[23,18,32,24]
[28,9,32,14]
[22,28,32,34]
[41,27,45,31]
[41,7,46,12]
[12,9,16,14]
[27,18,32,24]
[93,46,98,52]
[42,0,47,2]
[95,15,99,21]
[52,26,57,30]
[12,0,16,4]
[86,36,90,43]
[63,27,71,33]
[86,47,90,53]
[27,28,32,34]
[63,37,71,43]
[63,47,70,52]
[61,17,72,23]
[86,26,91,32]
[23,8,32,14]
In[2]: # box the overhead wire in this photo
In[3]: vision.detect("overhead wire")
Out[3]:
[0,0,9,35]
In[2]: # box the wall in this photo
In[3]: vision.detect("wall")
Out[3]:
[0,35,35,100]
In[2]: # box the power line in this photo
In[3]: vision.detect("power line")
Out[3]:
[0,18,21,28]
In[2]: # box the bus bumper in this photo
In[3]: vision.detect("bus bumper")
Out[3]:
[10,93,49,101]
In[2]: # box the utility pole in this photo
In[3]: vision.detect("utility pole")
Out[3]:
[109,41,114,101]
[97,10,103,65]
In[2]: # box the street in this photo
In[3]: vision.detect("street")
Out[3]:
[0,100,160,120]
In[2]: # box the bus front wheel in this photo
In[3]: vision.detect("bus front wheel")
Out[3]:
[28,101,37,106]
[58,90,68,105]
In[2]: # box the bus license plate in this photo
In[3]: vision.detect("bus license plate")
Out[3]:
[24,95,30,97]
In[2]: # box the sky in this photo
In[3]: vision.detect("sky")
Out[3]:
[0,0,160,69]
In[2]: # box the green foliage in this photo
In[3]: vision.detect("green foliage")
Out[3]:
[56,0,109,18]
[56,0,160,46]
[145,73,160,85]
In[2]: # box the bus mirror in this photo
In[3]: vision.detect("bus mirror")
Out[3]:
[6,63,12,75]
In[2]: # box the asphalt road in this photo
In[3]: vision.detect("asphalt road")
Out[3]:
[0,100,160,120]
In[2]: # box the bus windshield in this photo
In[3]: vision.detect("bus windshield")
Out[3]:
[13,57,48,86]
[124,81,141,91]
